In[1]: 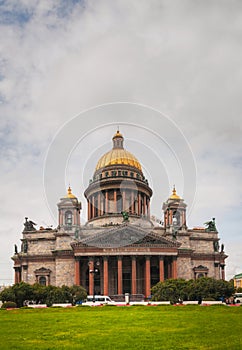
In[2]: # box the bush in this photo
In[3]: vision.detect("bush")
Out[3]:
[1,301,17,309]
[151,277,235,302]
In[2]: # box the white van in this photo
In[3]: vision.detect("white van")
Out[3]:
[234,293,242,303]
[84,295,116,305]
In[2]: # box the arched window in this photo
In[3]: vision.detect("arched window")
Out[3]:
[65,211,72,226]
[39,276,46,286]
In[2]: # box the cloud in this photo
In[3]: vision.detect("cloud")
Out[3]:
[0,0,242,283]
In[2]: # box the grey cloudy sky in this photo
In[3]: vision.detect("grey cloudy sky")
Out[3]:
[0,0,242,284]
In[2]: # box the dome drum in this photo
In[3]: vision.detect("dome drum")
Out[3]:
[84,131,152,224]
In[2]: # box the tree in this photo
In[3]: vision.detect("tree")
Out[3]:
[151,278,235,302]
[0,286,16,304]
[151,279,188,304]
[12,282,34,307]
[32,283,48,304]
[0,283,88,307]
[0,282,34,307]
[69,285,87,304]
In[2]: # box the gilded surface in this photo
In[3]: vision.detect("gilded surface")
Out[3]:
[95,148,142,171]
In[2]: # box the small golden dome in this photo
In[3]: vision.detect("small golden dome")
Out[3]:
[66,186,76,199]
[169,186,181,200]
[95,131,142,171]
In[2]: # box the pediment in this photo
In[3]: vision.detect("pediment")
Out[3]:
[73,224,180,249]
[34,267,51,274]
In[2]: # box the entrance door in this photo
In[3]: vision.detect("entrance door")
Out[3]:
[123,272,131,293]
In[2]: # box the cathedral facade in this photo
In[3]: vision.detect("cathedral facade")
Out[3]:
[12,131,227,299]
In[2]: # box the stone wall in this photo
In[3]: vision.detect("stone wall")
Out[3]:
[23,261,56,285]
[177,257,193,280]
[190,239,214,254]
[55,257,75,287]
[27,238,56,255]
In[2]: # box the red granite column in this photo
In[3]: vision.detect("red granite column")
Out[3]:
[103,257,109,295]
[105,191,109,214]
[147,199,150,219]
[14,269,18,284]
[92,195,95,218]
[88,200,90,220]
[145,256,151,298]
[144,195,147,216]
[172,257,178,279]
[131,256,137,295]
[138,193,141,215]
[159,256,164,282]
[221,264,225,280]
[114,190,117,213]
[14,267,20,284]
[131,191,135,214]
[75,259,80,285]
[89,259,94,295]
[169,210,173,225]
[122,191,126,211]
[117,256,123,295]
[98,193,101,216]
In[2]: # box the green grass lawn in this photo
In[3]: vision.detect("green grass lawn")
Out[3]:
[0,305,241,350]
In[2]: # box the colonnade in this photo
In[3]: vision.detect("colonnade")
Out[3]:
[74,255,178,298]
[87,190,150,220]
[164,209,186,228]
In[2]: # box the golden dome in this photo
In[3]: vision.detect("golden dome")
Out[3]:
[95,131,142,171]
[169,186,181,200]
[95,148,142,171]
[66,186,76,199]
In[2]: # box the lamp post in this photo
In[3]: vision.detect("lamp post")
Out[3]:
[89,259,100,302]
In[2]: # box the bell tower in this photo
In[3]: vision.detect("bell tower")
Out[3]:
[162,186,187,230]
[57,186,81,233]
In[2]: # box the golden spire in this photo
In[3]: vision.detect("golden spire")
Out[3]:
[170,185,181,200]
[112,129,124,149]
[66,186,76,199]
[112,129,123,139]
[95,131,142,171]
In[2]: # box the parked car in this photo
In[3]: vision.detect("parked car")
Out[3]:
[82,295,116,305]
[234,293,242,303]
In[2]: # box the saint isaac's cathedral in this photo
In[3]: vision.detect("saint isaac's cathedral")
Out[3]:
[12,131,227,299]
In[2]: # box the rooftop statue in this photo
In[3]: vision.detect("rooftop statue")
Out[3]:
[121,211,129,222]
[23,217,37,232]
[204,218,217,232]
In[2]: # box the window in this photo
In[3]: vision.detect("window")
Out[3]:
[65,211,72,226]
[39,276,46,286]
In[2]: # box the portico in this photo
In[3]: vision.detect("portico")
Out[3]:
[72,226,180,298]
